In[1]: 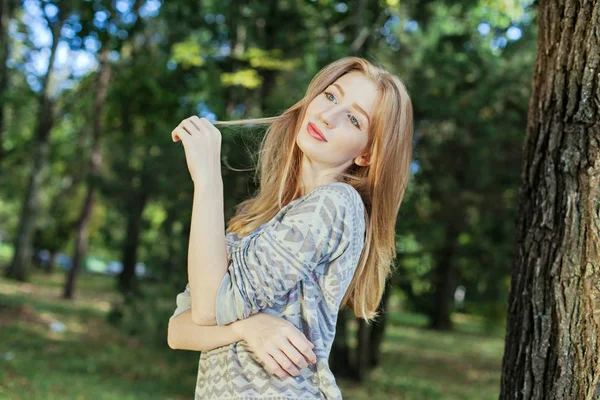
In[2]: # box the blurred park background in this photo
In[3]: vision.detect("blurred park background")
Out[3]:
[0,0,538,399]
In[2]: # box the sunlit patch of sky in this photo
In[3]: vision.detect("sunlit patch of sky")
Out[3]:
[478,22,491,35]
[478,22,523,50]
[404,20,419,33]
[335,2,348,13]
[11,0,163,94]
[410,160,420,175]
[506,26,522,40]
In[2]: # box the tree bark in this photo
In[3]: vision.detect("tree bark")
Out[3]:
[499,1,600,399]
[4,20,62,281]
[64,47,111,299]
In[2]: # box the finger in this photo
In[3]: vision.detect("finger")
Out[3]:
[196,117,221,139]
[171,125,190,143]
[268,347,300,376]
[181,119,199,136]
[172,126,190,144]
[187,116,203,131]
[287,331,317,364]
[256,350,289,379]
[195,116,212,129]
[277,339,309,369]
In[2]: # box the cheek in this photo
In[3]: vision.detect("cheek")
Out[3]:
[335,134,368,157]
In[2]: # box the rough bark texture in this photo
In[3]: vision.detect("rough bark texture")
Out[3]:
[499,1,600,399]
[64,47,111,299]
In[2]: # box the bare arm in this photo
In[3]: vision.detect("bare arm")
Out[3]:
[168,309,317,378]
[167,309,241,352]
[187,182,228,325]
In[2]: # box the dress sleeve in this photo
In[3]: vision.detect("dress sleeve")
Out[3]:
[169,283,191,320]
[215,183,363,326]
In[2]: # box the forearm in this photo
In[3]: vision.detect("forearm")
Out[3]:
[188,180,228,325]
[168,309,241,351]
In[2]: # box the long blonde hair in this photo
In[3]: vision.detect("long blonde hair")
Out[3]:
[213,56,413,322]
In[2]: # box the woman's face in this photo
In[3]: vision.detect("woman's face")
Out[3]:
[296,71,379,183]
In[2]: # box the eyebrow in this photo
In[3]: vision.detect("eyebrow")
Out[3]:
[332,83,371,126]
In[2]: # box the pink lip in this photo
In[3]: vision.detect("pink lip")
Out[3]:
[307,122,327,142]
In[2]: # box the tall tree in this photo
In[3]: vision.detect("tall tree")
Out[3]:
[0,0,18,166]
[500,0,600,398]
[4,5,65,281]
[63,47,111,298]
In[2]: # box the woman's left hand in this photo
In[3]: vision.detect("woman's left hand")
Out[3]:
[171,116,222,185]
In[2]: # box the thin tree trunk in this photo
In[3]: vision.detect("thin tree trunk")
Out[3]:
[161,208,177,282]
[354,277,393,380]
[225,0,247,117]
[330,308,352,378]
[368,278,393,367]
[429,232,459,330]
[355,318,370,382]
[499,1,600,399]
[118,184,149,296]
[5,21,62,280]
[0,0,15,166]
[64,47,111,299]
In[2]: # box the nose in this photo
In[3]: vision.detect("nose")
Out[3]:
[319,105,342,128]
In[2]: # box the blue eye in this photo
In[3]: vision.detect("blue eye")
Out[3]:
[323,91,361,129]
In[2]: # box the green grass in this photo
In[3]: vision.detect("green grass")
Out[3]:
[0,269,504,399]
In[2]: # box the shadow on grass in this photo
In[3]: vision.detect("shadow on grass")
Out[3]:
[338,317,504,400]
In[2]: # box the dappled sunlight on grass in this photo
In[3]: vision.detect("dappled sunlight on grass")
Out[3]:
[0,270,504,400]
[337,312,504,399]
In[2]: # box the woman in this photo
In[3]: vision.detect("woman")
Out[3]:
[167,56,413,399]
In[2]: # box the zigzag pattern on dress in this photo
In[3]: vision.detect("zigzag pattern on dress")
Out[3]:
[172,182,367,400]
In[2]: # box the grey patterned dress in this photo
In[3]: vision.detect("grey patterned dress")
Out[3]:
[170,181,367,399]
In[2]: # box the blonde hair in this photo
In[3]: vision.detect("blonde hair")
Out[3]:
[212,56,413,322]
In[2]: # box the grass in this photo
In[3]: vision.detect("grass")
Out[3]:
[0,269,505,400]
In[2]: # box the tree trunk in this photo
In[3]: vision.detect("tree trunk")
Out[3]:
[330,307,352,378]
[429,230,459,330]
[0,0,16,166]
[354,277,393,380]
[118,184,149,296]
[4,21,61,281]
[161,208,177,282]
[368,278,393,368]
[64,47,111,299]
[46,251,57,274]
[499,1,600,399]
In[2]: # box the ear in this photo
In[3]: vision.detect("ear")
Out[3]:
[354,153,371,167]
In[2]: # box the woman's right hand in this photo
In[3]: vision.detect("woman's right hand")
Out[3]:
[231,312,317,378]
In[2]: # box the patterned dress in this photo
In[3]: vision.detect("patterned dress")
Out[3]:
[171,181,367,399]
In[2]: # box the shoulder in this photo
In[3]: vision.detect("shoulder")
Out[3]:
[309,182,365,217]
[293,182,366,232]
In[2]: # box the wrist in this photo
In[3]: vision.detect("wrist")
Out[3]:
[193,176,223,192]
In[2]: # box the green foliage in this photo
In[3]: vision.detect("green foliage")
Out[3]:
[0,242,14,266]
[1,1,538,389]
